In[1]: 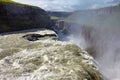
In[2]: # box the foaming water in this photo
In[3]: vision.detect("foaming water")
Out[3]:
[0,29,102,80]
[59,25,120,80]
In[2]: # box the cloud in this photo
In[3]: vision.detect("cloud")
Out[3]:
[110,0,120,3]
[13,0,120,11]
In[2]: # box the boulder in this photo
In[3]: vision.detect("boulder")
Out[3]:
[0,1,51,33]
[0,29,103,80]
[22,33,57,41]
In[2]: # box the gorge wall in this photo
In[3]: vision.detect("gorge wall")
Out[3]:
[0,1,51,33]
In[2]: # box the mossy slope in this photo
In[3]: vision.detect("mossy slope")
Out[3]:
[0,0,51,33]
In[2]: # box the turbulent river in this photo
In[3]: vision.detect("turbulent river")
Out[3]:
[0,29,103,80]
[0,23,120,80]
[58,24,120,80]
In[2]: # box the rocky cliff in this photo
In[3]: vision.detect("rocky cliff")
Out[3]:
[0,0,51,33]
[0,29,103,80]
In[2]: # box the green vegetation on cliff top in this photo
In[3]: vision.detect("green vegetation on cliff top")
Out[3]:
[0,0,12,2]
[0,0,32,6]
[0,0,16,3]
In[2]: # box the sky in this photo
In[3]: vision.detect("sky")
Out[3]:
[13,0,120,11]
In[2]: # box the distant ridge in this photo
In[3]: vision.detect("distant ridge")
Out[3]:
[66,4,120,28]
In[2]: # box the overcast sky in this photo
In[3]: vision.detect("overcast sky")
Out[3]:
[13,0,120,11]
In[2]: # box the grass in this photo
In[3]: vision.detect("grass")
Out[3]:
[0,0,34,7]
[50,16,70,22]
[50,16,59,20]
[0,0,17,3]
[0,0,12,2]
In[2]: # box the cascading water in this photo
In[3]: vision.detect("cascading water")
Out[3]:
[58,24,120,80]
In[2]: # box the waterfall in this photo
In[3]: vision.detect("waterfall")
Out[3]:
[55,23,120,80]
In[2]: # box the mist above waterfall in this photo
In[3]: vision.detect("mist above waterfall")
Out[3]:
[66,25,120,80]
[62,5,120,80]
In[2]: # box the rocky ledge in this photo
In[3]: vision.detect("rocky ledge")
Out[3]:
[0,29,103,80]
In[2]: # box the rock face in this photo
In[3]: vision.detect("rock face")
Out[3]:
[0,29,103,80]
[51,19,73,35]
[0,1,51,33]
[22,33,57,41]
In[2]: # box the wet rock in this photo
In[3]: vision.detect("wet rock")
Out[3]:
[51,19,71,35]
[22,33,57,41]
[0,29,103,80]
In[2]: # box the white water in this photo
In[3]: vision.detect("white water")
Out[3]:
[61,25,120,80]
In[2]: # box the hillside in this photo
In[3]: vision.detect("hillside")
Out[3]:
[0,0,51,33]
